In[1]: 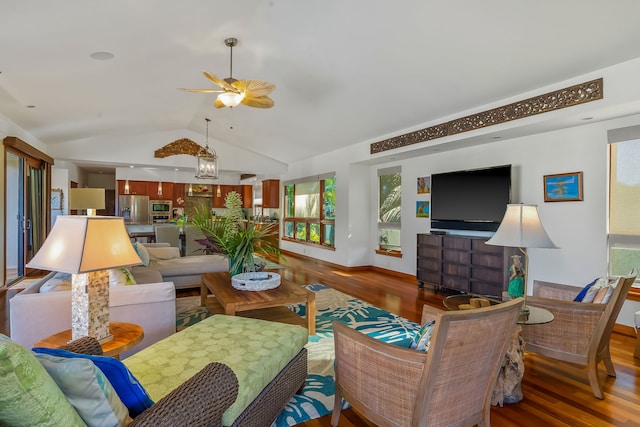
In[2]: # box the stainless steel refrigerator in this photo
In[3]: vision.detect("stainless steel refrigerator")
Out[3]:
[118,195,150,224]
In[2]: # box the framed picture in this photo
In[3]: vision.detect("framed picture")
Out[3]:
[51,188,63,210]
[417,176,430,194]
[416,201,430,218]
[543,172,583,202]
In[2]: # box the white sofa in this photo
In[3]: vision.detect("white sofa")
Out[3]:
[10,273,176,359]
[132,242,228,289]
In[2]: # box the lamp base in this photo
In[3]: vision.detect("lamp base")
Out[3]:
[71,270,111,342]
[518,306,531,322]
[97,334,114,344]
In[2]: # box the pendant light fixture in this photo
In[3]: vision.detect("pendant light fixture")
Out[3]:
[195,118,218,179]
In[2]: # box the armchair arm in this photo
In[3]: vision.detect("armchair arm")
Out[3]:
[333,321,426,425]
[522,296,605,356]
[58,336,104,356]
[129,362,239,427]
[421,304,443,325]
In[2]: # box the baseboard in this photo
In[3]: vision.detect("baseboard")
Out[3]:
[613,323,636,338]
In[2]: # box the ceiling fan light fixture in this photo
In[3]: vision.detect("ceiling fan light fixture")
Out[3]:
[195,118,219,179]
[217,91,245,107]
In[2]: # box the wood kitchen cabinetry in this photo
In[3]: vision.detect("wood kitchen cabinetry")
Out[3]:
[213,185,253,208]
[262,179,280,208]
[117,180,147,196]
[147,182,173,201]
[172,183,185,208]
[417,233,517,298]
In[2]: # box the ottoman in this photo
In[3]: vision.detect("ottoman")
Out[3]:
[124,315,308,426]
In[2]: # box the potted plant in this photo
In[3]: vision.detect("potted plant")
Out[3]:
[191,191,281,276]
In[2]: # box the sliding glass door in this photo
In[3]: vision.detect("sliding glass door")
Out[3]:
[4,137,52,286]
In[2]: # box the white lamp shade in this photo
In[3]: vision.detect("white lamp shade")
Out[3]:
[69,188,106,210]
[217,91,245,107]
[27,216,141,273]
[486,204,557,249]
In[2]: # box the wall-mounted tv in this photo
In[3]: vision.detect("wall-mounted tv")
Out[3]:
[430,165,511,232]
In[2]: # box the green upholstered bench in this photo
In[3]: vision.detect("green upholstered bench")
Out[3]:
[124,314,308,427]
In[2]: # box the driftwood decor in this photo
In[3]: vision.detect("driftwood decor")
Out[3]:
[370,78,603,154]
[154,138,204,158]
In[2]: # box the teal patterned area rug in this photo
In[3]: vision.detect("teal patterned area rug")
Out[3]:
[272,284,420,427]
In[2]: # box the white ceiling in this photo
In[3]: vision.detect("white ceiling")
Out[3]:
[2,1,640,173]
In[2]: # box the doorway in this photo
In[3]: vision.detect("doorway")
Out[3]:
[4,137,52,286]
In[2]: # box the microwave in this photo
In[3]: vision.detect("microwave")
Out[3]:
[150,200,172,213]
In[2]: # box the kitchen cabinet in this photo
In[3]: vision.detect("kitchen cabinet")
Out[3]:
[416,233,517,298]
[212,185,253,208]
[262,179,280,208]
[117,180,147,196]
[242,185,253,209]
[147,181,173,201]
[172,183,185,208]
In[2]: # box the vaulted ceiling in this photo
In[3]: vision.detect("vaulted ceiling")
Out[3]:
[2,1,640,173]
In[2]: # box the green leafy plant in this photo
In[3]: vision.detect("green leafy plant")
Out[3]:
[191,191,281,275]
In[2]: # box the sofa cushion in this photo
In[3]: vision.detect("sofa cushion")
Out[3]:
[573,278,598,302]
[0,334,85,427]
[32,348,154,418]
[36,353,129,427]
[146,246,180,261]
[149,254,228,277]
[123,315,308,426]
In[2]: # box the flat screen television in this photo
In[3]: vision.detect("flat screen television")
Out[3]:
[430,165,511,232]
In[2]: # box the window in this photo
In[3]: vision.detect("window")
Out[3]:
[608,138,640,291]
[377,167,401,256]
[283,174,335,249]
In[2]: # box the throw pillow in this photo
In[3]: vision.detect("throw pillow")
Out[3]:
[39,271,72,293]
[581,278,608,303]
[36,353,130,427]
[146,246,180,261]
[109,268,137,287]
[32,347,154,418]
[573,278,598,302]
[0,334,85,427]
[133,242,150,267]
[410,320,435,352]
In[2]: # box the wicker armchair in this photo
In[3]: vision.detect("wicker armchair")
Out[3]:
[521,270,637,399]
[331,298,523,427]
[60,337,239,427]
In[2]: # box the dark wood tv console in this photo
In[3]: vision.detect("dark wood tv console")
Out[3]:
[417,233,518,298]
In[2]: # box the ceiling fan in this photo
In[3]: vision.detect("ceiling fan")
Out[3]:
[180,37,275,109]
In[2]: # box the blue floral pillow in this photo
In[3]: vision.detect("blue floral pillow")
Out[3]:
[410,320,435,352]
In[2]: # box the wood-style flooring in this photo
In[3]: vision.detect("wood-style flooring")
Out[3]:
[3,251,640,426]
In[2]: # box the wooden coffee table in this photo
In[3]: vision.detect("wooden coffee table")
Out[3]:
[201,272,316,335]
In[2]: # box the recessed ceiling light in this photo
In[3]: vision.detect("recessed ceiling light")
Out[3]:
[492,136,501,139]
[129,165,134,168]
[581,117,593,121]
[90,51,114,61]
[26,105,36,108]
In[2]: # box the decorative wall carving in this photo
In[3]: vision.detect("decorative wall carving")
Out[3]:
[154,138,204,158]
[370,78,603,154]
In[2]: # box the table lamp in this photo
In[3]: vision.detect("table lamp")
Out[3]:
[486,204,557,312]
[69,188,106,216]
[27,216,141,343]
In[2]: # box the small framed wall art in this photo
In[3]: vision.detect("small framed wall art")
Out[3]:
[416,201,430,218]
[417,176,430,194]
[51,188,63,210]
[543,171,583,202]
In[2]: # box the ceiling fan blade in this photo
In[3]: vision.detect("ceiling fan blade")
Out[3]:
[214,97,226,108]
[179,88,224,93]
[241,95,275,109]
[203,71,236,91]
[232,79,275,98]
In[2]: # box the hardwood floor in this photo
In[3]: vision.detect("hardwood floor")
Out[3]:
[2,252,640,426]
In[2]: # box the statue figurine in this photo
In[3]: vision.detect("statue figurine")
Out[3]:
[508,255,525,298]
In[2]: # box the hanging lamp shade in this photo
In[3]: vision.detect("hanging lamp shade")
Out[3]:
[195,117,219,179]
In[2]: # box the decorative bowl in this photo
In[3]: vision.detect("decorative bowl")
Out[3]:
[231,272,281,291]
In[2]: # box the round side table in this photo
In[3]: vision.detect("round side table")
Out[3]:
[34,322,144,359]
